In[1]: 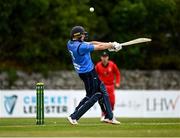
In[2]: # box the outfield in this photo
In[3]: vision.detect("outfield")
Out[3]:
[0,118,180,137]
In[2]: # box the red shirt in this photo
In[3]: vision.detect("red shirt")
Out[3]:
[95,60,121,86]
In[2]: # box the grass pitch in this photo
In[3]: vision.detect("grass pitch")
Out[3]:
[0,118,180,137]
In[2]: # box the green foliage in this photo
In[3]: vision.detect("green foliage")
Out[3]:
[0,0,180,71]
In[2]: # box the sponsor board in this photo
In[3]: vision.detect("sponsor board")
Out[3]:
[0,90,100,118]
[0,90,179,118]
[115,90,180,118]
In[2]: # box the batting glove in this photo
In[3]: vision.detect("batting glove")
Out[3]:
[114,43,122,52]
[108,42,122,52]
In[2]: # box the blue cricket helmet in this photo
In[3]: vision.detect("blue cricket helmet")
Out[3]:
[70,26,88,40]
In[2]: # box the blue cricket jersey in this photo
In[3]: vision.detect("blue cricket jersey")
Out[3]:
[67,40,95,73]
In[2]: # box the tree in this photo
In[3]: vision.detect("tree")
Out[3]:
[0,0,179,71]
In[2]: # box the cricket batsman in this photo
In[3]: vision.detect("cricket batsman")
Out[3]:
[67,26,122,125]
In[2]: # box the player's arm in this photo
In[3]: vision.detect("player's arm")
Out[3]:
[113,63,121,88]
[90,41,114,50]
[90,41,122,51]
[90,41,107,45]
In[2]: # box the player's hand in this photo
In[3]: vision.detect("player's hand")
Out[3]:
[109,42,119,51]
[113,42,122,52]
[115,83,120,88]
[108,42,122,52]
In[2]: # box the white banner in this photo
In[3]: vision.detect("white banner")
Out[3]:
[0,90,101,118]
[0,90,179,118]
[114,90,180,118]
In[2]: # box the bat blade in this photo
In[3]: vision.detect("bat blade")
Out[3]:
[120,38,152,46]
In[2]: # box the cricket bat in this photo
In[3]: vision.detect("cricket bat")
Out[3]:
[120,38,152,46]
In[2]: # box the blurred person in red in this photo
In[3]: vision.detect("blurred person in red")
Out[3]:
[95,51,121,121]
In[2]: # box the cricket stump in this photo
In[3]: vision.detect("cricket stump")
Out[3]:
[36,82,44,125]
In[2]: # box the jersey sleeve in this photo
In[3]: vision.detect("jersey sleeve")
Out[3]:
[113,62,121,86]
[78,42,94,55]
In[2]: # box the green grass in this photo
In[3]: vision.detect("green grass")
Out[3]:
[0,118,180,137]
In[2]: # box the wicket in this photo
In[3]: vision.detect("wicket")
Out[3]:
[36,82,44,125]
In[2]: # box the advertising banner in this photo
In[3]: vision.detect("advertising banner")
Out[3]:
[0,90,179,118]
[114,90,180,118]
[0,90,101,118]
